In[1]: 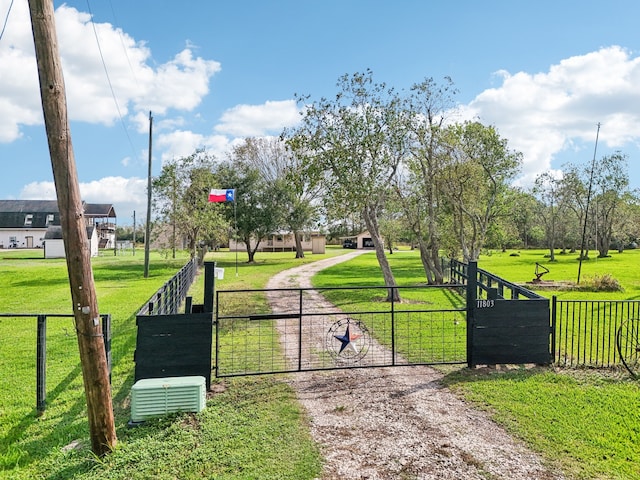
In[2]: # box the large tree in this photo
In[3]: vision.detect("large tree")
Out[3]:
[215,151,285,263]
[510,188,544,249]
[397,77,458,284]
[288,70,406,301]
[153,151,227,261]
[533,172,569,262]
[612,191,640,250]
[563,152,630,258]
[591,152,630,257]
[234,137,321,258]
[440,121,522,261]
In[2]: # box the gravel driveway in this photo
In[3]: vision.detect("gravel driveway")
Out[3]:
[266,251,565,480]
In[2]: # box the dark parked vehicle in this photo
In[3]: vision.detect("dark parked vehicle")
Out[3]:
[342,239,356,249]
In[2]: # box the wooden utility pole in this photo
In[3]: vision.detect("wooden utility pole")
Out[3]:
[28,0,117,456]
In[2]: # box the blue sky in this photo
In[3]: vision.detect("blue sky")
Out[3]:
[1,1,640,224]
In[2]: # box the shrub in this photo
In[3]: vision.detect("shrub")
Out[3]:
[582,274,624,292]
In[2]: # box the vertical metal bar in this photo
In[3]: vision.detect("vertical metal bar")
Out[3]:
[391,286,396,366]
[569,302,576,367]
[466,261,477,368]
[204,261,215,313]
[214,290,220,377]
[36,315,46,413]
[156,288,162,315]
[606,301,614,366]
[102,314,111,383]
[298,288,303,372]
[551,296,557,363]
[563,301,570,366]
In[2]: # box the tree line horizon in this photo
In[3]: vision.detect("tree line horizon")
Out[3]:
[143,70,638,301]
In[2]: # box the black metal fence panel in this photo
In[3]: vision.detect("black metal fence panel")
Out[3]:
[134,312,213,387]
[137,257,198,316]
[215,285,467,378]
[0,313,110,412]
[471,299,551,366]
[553,298,640,368]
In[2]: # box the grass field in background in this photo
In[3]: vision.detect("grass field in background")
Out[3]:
[476,248,640,300]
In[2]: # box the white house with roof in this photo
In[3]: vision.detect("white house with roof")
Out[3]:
[0,200,116,257]
[229,231,326,254]
[43,225,99,258]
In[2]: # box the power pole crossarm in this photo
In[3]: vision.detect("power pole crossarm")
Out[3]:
[28,0,117,456]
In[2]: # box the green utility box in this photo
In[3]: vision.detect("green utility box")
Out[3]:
[130,376,206,423]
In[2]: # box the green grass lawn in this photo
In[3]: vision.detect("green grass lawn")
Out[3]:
[2,246,639,479]
[0,247,345,479]
[312,248,640,480]
[476,248,640,300]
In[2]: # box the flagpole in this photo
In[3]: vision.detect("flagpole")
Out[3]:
[234,191,238,276]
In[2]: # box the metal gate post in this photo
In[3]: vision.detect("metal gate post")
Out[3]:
[391,286,396,366]
[466,262,477,368]
[102,314,112,383]
[36,315,46,413]
[214,290,220,378]
[203,261,216,313]
[551,295,557,364]
[298,289,303,372]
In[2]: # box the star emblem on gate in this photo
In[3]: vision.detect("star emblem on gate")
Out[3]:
[333,324,363,354]
[326,318,372,364]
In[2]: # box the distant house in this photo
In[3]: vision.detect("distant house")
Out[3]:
[0,200,116,257]
[44,225,99,258]
[230,232,326,254]
[341,231,380,250]
[84,203,117,248]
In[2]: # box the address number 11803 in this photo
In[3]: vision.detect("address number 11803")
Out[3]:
[476,299,495,308]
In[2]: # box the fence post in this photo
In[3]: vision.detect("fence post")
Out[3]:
[391,286,396,366]
[551,296,557,364]
[102,314,112,383]
[466,261,477,368]
[298,288,303,372]
[36,315,46,413]
[203,261,216,313]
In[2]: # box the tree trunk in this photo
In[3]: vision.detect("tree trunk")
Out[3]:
[548,219,556,262]
[243,235,255,262]
[417,238,435,284]
[362,206,400,302]
[28,0,116,456]
[293,231,305,258]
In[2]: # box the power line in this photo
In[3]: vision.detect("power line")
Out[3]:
[107,0,140,86]
[85,0,138,160]
[0,0,14,42]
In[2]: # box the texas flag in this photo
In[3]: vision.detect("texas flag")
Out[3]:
[208,189,235,203]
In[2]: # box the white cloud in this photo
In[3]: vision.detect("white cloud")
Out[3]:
[138,48,221,115]
[154,99,301,163]
[156,130,233,165]
[215,99,301,136]
[0,1,42,141]
[0,3,220,142]
[461,46,640,185]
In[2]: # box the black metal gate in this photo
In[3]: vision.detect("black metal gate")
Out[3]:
[214,285,467,377]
